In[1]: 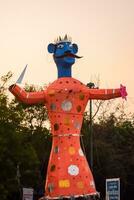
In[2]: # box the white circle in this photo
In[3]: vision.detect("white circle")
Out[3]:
[61,100,72,111]
[79,149,84,156]
[74,121,81,129]
[90,181,95,188]
[68,165,79,176]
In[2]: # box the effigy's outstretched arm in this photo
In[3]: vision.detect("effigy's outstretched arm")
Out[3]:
[9,84,46,105]
[88,84,127,100]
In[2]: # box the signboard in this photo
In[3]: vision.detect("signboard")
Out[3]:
[106,178,120,200]
[23,188,34,200]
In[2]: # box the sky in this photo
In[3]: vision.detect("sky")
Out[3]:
[0,0,134,113]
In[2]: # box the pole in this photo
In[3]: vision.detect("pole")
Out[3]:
[90,98,93,171]
[16,163,21,200]
[87,82,95,172]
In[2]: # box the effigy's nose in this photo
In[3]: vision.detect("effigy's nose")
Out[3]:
[65,50,71,53]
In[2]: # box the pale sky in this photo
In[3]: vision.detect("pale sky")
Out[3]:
[0,0,134,112]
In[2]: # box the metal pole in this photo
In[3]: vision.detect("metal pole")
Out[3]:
[87,82,95,172]
[90,98,93,171]
[17,163,21,200]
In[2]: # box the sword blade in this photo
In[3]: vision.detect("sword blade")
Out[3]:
[16,65,28,84]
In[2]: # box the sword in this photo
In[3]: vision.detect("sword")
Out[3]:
[16,65,28,84]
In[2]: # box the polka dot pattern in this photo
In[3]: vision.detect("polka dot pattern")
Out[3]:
[45,78,97,198]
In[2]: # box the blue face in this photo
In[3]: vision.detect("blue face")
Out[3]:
[54,42,78,66]
[48,40,81,78]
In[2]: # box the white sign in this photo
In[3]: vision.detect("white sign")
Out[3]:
[106,178,120,200]
[23,188,34,200]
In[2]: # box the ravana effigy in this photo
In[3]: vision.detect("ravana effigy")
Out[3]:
[9,35,127,200]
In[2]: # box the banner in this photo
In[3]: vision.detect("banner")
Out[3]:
[23,188,34,200]
[106,178,120,200]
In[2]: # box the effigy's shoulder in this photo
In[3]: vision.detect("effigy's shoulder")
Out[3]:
[46,77,89,93]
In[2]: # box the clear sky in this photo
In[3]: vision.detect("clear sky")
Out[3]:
[0,0,134,112]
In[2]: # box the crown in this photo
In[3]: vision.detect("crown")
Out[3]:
[54,34,72,44]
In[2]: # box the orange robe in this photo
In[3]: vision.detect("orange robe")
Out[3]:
[9,77,122,199]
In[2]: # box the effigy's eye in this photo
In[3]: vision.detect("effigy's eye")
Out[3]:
[57,44,64,49]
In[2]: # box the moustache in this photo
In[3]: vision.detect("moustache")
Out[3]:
[55,53,83,59]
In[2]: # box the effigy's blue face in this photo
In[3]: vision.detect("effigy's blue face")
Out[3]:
[48,39,82,77]
[54,42,78,66]
[48,41,81,66]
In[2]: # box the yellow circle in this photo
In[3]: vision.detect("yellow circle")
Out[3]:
[79,93,85,100]
[68,147,75,155]
[77,181,84,189]
[64,117,70,125]
[48,89,55,96]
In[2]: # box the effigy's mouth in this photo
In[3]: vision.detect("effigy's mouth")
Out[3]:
[55,53,82,59]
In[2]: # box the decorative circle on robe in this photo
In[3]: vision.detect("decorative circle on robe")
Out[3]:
[68,165,79,176]
[50,103,56,111]
[61,100,72,111]
[79,148,84,156]
[90,181,95,188]
[74,121,81,129]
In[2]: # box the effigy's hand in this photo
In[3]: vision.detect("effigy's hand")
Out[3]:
[120,84,127,100]
[9,84,16,91]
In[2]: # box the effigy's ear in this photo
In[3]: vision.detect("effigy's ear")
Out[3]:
[47,43,56,53]
[72,43,78,54]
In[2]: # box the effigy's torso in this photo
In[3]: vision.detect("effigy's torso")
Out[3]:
[46,77,89,135]
[45,77,96,198]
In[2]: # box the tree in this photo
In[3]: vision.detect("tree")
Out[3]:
[0,73,50,200]
[82,104,134,200]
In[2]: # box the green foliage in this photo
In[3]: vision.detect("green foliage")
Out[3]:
[0,74,51,200]
[82,109,134,200]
